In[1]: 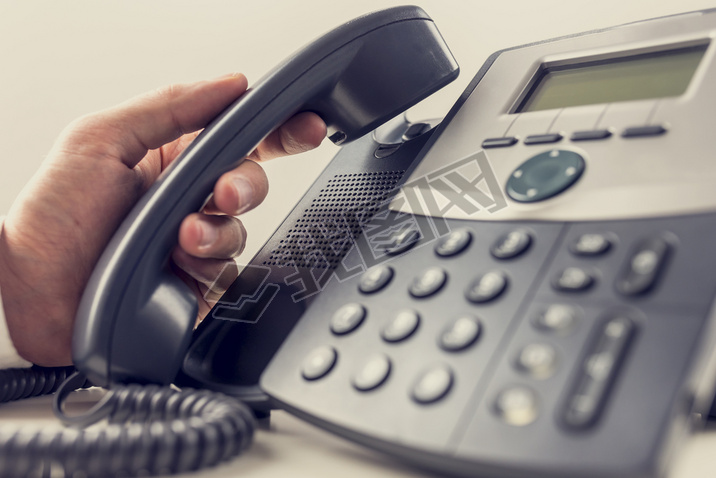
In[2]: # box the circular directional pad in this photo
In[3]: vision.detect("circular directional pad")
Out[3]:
[506,149,585,203]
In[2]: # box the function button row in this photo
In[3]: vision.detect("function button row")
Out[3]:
[561,315,636,429]
[382,309,420,343]
[301,343,456,405]
[481,124,666,149]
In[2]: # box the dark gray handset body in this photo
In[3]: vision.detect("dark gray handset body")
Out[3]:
[72,6,459,387]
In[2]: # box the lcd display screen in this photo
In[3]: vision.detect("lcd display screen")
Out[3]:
[516,44,708,112]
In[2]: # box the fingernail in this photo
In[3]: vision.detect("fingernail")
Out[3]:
[198,221,218,249]
[233,177,254,215]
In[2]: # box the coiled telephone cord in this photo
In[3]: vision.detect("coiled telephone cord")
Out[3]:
[0,366,256,478]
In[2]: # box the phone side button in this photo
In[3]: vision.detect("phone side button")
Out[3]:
[301,346,338,381]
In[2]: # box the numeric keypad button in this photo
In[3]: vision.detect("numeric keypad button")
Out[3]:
[533,305,578,335]
[515,343,559,379]
[465,271,508,303]
[490,230,532,259]
[301,346,338,381]
[330,303,366,335]
[352,354,392,392]
[435,229,472,257]
[494,386,539,426]
[359,265,394,294]
[439,315,481,352]
[570,233,612,256]
[552,267,595,292]
[409,267,448,298]
[382,310,420,343]
[411,364,454,404]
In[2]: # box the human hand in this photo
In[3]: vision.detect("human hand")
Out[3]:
[0,74,326,366]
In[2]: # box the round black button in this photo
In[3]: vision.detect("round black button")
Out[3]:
[490,230,532,259]
[409,267,448,298]
[330,303,366,335]
[435,229,472,257]
[411,364,454,404]
[301,346,338,381]
[352,354,392,392]
[506,149,585,203]
[359,265,394,294]
[439,315,481,352]
[465,271,508,303]
[382,309,420,343]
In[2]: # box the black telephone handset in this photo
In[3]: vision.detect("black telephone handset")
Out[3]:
[72,6,459,387]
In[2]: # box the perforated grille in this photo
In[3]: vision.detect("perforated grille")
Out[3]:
[264,170,405,269]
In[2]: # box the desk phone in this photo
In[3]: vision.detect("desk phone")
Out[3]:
[72,6,716,478]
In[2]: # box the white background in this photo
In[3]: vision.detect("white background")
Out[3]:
[1,1,716,477]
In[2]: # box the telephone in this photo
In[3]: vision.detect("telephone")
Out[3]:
[68,5,716,478]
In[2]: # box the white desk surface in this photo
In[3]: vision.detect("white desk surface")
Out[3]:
[2,1,716,477]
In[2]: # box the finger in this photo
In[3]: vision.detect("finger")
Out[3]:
[172,247,239,294]
[208,159,268,216]
[62,74,249,168]
[178,213,247,259]
[248,111,326,162]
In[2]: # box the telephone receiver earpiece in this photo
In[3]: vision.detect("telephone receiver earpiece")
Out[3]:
[72,5,459,387]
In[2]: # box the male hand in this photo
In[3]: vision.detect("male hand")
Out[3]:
[0,74,326,366]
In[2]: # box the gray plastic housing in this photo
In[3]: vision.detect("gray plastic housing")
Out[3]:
[72,5,459,387]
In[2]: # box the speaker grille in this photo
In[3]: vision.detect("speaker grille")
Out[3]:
[263,170,405,269]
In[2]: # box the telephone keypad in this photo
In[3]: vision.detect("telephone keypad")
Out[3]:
[493,385,539,426]
[263,211,716,478]
[570,233,612,256]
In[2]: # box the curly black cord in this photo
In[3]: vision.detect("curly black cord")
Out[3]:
[0,367,256,478]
